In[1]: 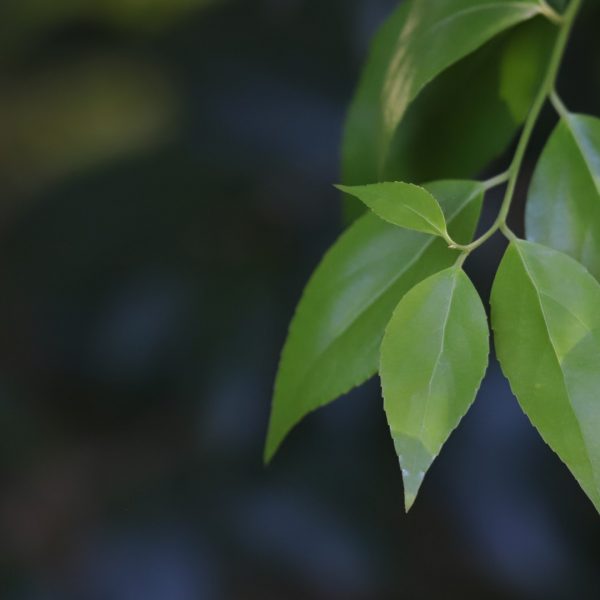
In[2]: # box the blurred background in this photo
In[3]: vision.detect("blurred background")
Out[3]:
[0,0,599,598]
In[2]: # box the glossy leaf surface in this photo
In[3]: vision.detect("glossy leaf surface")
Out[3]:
[265,181,484,462]
[386,17,554,182]
[492,240,600,512]
[381,267,489,511]
[342,0,539,209]
[526,114,600,280]
[337,182,448,238]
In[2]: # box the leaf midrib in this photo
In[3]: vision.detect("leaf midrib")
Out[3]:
[285,186,482,414]
[419,269,458,440]
[303,186,480,368]
[402,203,444,235]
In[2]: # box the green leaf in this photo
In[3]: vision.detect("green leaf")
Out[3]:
[265,180,484,462]
[526,114,600,280]
[547,0,568,11]
[380,0,541,152]
[384,17,554,181]
[336,182,448,238]
[381,266,489,511]
[499,17,555,121]
[340,0,545,221]
[491,240,600,512]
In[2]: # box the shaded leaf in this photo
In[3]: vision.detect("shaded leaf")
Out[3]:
[381,266,489,511]
[526,113,600,280]
[492,240,600,512]
[386,17,555,182]
[337,182,448,238]
[499,17,555,120]
[265,181,484,462]
[342,0,554,220]
[379,0,541,155]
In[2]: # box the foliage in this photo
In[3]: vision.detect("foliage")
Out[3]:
[266,0,600,514]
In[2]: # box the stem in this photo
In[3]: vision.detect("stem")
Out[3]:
[454,252,469,269]
[452,0,582,253]
[550,90,569,118]
[482,170,511,191]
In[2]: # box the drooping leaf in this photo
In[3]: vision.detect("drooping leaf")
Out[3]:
[336,182,448,238]
[492,240,600,512]
[526,114,600,280]
[341,0,547,220]
[381,266,489,511]
[265,180,484,462]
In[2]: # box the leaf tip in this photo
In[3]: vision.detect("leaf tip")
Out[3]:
[400,466,425,513]
[262,425,280,466]
[334,183,351,194]
[263,448,274,467]
[392,433,433,514]
[404,491,417,513]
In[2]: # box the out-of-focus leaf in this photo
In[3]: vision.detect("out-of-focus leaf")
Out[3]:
[0,56,178,195]
[0,0,219,56]
[492,240,600,513]
[97,0,219,30]
[381,266,489,511]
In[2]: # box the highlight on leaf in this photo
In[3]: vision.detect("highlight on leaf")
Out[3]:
[341,0,548,194]
[342,12,556,222]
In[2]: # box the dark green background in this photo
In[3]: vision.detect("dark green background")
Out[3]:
[0,1,599,598]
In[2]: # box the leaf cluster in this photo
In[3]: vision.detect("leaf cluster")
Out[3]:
[266,0,600,514]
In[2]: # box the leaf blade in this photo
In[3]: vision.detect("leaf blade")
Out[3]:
[526,114,600,280]
[341,0,544,212]
[337,182,448,238]
[265,180,484,462]
[381,266,489,511]
[380,0,541,155]
[491,240,600,512]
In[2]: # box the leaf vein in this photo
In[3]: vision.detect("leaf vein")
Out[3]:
[419,269,458,439]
